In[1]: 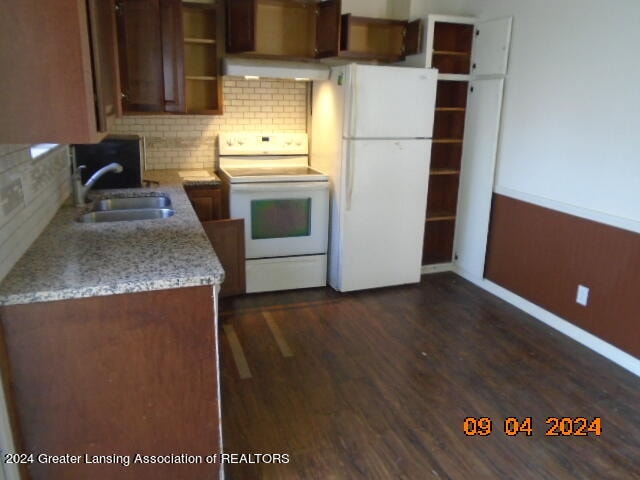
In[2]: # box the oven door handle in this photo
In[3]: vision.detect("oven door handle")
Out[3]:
[230,182,329,193]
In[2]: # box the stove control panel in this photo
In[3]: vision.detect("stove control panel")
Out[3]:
[219,132,308,156]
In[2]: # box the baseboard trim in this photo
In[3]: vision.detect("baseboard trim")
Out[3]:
[421,263,454,275]
[454,266,640,377]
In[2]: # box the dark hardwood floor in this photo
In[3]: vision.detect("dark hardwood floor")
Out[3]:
[219,273,640,479]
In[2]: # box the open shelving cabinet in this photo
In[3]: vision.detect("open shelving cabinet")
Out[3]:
[339,14,421,62]
[226,0,341,59]
[183,2,224,114]
[423,17,474,266]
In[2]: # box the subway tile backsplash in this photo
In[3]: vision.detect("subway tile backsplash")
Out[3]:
[111,78,308,171]
[0,145,71,283]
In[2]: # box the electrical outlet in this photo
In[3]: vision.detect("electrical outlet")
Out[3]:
[576,285,589,307]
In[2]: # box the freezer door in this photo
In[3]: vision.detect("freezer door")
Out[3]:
[345,64,437,139]
[334,139,431,292]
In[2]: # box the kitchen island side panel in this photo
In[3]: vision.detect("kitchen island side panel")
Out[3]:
[0,286,221,480]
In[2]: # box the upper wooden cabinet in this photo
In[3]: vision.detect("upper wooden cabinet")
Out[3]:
[226,0,341,59]
[116,0,185,113]
[183,2,225,114]
[116,0,224,115]
[340,15,422,62]
[0,0,120,144]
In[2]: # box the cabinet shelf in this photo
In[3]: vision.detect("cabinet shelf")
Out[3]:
[426,212,457,222]
[183,3,223,114]
[433,138,463,144]
[185,37,216,44]
[430,168,460,176]
[433,50,470,57]
[438,74,470,82]
[340,14,421,62]
[436,107,465,112]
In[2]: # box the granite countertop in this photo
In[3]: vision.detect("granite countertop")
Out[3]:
[143,169,222,188]
[0,170,225,306]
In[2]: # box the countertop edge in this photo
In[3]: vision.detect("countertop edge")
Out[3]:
[0,275,222,307]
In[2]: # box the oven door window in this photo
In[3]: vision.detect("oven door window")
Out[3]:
[251,198,312,239]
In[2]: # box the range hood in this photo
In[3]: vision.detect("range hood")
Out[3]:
[223,57,330,81]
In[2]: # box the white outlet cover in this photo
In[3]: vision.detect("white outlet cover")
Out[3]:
[576,285,589,306]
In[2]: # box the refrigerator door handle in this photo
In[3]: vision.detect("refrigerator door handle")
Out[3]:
[346,143,356,211]
[349,66,358,137]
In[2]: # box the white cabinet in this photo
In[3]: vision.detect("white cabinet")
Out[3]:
[471,18,513,76]
[421,14,512,275]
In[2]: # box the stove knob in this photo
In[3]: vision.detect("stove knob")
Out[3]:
[285,139,293,146]
[226,138,233,146]
[238,138,245,145]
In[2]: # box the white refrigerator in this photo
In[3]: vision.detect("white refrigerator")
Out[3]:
[311,64,437,292]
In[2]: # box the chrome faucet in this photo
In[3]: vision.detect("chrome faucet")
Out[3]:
[73,162,123,206]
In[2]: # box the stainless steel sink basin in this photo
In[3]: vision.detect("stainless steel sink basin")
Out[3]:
[91,194,172,211]
[77,208,175,223]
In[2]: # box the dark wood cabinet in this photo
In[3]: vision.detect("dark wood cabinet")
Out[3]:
[226,0,341,59]
[0,0,120,143]
[340,15,421,61]
[202,219,246,297]
[0,287,221,480]
[185,185,223,222]
[87,0,121,132]
[185,186,245,297]
[225,0,256,53]
[116,0,185,113]
[161,0,187,112]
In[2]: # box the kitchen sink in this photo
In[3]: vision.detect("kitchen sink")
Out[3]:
[77,193,175,223]
[77,208,175,223]
[91,194,172,211]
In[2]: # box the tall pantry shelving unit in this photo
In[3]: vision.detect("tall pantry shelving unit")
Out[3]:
[420,14,512,281]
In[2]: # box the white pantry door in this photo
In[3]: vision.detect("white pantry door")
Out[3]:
[454,79,505,280]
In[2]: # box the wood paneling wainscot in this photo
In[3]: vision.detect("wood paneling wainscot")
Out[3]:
[0,286,221,480]
[485,194,640,357]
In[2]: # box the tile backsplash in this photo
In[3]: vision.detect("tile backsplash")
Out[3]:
[111,78,308,171]
[0,145,71,282]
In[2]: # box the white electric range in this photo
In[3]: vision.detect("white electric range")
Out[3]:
[218,133,329,293]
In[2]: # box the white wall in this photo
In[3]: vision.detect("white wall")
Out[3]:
[418,0,640,229]
[341,0,389,18]
[386,0,411,19]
